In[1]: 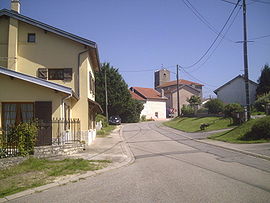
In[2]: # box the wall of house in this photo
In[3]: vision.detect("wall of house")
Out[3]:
[0,74,66,131]
[171,87,200,114]
[0,16,9,67]
[216,78,257,105]
[140,100,166,120]
[16,21,87,94]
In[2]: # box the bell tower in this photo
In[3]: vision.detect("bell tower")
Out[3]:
[154,69,170,89]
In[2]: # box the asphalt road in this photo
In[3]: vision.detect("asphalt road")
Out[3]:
[11,122,270,203]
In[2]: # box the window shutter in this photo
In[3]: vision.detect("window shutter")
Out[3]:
[37,68,48,80]
[64,68,72,80]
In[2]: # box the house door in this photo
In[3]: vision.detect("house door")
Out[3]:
[35,101,52,146]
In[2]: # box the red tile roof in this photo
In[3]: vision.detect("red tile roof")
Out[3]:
[129,90,145,101]
[158,79,203,88]
[130,87,167,100]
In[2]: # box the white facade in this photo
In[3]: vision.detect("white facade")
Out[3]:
[141,99,167,120]
[215,76,258,105]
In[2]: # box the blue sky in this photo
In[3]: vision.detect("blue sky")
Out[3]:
[1,0,270,97]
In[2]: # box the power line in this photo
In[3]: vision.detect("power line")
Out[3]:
[181,0,241,69]
[189,4,242,73]
[182,0,235,43]
[219,0,241,5]
[251,0,270,4]
[180,67,218,87]
[249,34,270,40]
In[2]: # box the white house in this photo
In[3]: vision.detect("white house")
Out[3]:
[130,87,167,120]
[214,75,258,105]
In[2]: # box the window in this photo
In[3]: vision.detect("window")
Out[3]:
[89,72,95,94]
[27,33,36,43]
[155,112,159,118]
[64,103,70,130]
[48,68,72,80]
[2,103,34,131]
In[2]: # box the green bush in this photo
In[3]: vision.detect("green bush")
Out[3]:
[7,122,38,156]
[204,99,224,114]
[181,105,195,116]
[224,103,244,118]
[96,114,108,127]
[244,116,270,140]
[254,93,270,112]
[140,115,146,122]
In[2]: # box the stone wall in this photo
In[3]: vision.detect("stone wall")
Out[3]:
[0,143,85,169]
[0,156,28,169]
[34,143,85,158]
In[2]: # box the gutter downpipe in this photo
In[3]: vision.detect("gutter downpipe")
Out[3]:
[77,48,90,98]
[61,93,73,119]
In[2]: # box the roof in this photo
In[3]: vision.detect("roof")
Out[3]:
[129,90,146,101]
[157,79,203,88]
[0,9,100,71]
[0,66,78,99]
[214,75,258,94]
[165,84,200,94]
[130,87,167,100]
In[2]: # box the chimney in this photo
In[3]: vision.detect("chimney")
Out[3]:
[161,89,165,98]
[11,0,20,13]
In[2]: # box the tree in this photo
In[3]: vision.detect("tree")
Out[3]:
[95,63,143,123]
[256,64,270,96]
[187,95,201,114]
[204,99,224,114]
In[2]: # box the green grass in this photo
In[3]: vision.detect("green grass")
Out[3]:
[0,157,111,198]
[97,125,116,137]
[164,117,236,132]
[208,118,270,143]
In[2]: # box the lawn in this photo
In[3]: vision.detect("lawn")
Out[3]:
[0,157,111,198]
[208,118,270,144]
[97,125,117,137]
[164,117,235,132]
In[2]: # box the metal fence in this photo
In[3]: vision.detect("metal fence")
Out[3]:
[51,118,81,145]
[0,118,81,158]
[0,130,19,158]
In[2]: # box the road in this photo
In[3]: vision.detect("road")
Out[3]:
[11,122,270,203]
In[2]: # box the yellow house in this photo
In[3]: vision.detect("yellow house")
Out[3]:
[0,1,102,146]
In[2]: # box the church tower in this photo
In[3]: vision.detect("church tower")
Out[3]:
[154,69,170,89]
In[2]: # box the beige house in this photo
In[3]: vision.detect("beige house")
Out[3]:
[154,69,203,117]
[0,1,102,146]
[130,87,167,120]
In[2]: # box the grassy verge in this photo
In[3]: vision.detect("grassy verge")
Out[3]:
[208,118,270,143]
[97,125,117,137]
[164,117,236,132]
[0,157,111,198]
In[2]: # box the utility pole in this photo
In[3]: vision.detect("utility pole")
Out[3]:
[243,0,251,120]
[176,65,180,117]
[104,68,109,121]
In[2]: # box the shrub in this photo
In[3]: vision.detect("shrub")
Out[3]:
[244,116,270,140]
[197,107,208,114]
[204,99,224,114]
[254,93,270,112]
[140,115,146,122]
[181,105,195,116]
[224,103,244,118]
[96,114,108,127]
[7,122,38,156]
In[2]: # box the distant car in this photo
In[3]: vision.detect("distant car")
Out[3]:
[109,115,121,125]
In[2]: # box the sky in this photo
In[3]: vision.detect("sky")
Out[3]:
[1,0,270,98]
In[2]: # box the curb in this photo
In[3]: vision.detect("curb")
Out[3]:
[1,125,135,202]
[163,125,270,162]
[198,139,270,161]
